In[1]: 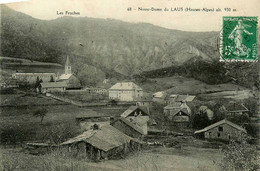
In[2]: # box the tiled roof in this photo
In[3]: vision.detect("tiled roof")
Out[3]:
[59,74,72,80]
[40,82,67,88]
[13,73,55,76]
[61,130,96,145]
[121,106,149,118]
[84,125,133,151]
[109,82,142,91]
[165,108,189,117]
[164,102,182,108]
[224,103,249,112]
[194,119,247,134]
[61,125,133,152]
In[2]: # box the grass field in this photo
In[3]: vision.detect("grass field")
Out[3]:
[0,146,222,171]
[139,76,250,95]
[0,91,130,145]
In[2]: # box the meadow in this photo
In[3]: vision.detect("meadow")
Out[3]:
[0,146,223,171]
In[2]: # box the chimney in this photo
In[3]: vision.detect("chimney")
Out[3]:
[110,117,115,124]
[93,123,99,130]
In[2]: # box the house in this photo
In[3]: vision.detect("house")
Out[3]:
[12,73,57,84]
[164,107,190,127]
[198,106,214,120]
[40,82,67,93]
[220,103,249,116]
[58,56,81,89]
[109,82,143,101]
[164,101,192,115]
[194,119,247,141]
[166,94,195,105]
[152,91,167,104]
[111,117,146,139]
[121,106,150,134]
[61,125,140,161]
[111,106,150,138]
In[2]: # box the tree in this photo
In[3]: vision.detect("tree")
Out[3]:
[49,75,55,82]
[220,138,259,171]
[40,122,81,145]
[33,108,48,124]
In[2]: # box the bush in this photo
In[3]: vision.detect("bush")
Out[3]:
[220,139,259,171]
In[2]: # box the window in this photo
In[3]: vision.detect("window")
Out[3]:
[208,132,211,138]
[218,126,223,132]
[218,133,221,137]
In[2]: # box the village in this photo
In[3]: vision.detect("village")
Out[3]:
[1,55,259,170]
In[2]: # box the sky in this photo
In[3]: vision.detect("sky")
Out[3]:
[4,0,260,32]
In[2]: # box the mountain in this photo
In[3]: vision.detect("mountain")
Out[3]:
[1,5,259,88]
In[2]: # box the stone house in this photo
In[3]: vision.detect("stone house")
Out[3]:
[194,119,247,141]
[164,107,190,127]
[109,82,143,101]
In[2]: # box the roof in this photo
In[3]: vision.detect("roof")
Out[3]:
[59,74,73,80]
[109,82,142,91]
[13,73,55,76]
[152,91,166,98]
[61,130,96,145]
[194,119,247,134]
[66,56,71,66]
[224,103,249,112]
[135,94,153,102]
[121,106,149,118]
[61,125,133,152]
[84,125,133,151]
[119,117,145,135]
[165,108,189,117]
[75,114,110,120]
[40,82,67,88]
[175,95,196,102]
[199,106,209,111]
[164,102,182,109]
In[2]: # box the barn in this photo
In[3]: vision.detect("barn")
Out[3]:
[61,125,141,161]
[194,119,247,142]
[40,82,67,93]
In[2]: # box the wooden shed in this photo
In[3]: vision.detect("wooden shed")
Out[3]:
[61,125,141,161]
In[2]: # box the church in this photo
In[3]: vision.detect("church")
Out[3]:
[58,56,81,89]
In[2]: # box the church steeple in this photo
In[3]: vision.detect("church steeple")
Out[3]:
[65,56,72,75]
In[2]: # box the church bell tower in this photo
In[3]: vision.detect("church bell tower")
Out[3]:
[65,56,72,75]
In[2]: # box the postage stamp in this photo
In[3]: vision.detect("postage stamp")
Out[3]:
[220,16,258,62]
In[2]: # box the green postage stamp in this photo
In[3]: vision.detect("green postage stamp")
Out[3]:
[221,16,258,62]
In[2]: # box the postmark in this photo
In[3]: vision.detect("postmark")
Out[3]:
[220,16,258,62]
